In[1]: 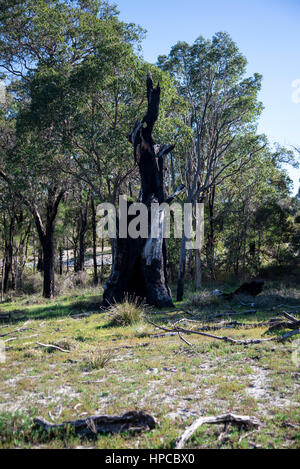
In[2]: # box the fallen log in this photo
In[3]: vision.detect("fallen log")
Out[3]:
[280,329,300,341]
[147,319,277,346]
[175,413,261,449]
[266,312,300,334]
[281,312,299,323]
[34,411,158,437]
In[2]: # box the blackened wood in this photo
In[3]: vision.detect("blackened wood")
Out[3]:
[103,74,182,308]
[34,411,157,437]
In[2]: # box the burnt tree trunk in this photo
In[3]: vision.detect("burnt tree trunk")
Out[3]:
[3,210,15,293]
[103,73,183,308]
[91,195,99,285]
[59,246,63,276]
[75,194,89,272]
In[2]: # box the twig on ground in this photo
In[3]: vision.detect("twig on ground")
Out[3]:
[5,334,38,343]
[0,323,34,338]
[36,342,70,353]
[175,413,261,449]
[238,430,255,445]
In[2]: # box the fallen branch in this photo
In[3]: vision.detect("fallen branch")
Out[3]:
[147,319,276,346]
[5,334,38,343]
[280,329,300,341]
[34,411,157,437]
[281,312,299,323]
[175,413,261,449]
[266,312,300,334]
[0,324,34,338]
[36,342,70,353]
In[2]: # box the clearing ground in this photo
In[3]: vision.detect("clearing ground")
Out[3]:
[0,281,299,449]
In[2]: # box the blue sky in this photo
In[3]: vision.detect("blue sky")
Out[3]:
[115,0,300,195]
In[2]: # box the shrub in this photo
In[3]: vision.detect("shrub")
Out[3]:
[81,348,113,371]
[107,298,145,326]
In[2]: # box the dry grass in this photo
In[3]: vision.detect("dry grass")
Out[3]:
[0,281,299,449]
[187,290,223,309]
[107,298,145,326]
[81,347,114,371]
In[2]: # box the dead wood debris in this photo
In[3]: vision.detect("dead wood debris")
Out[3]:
[34,411,158,437]
[4,334,39,343]
[0,321,34,338]
[266,311,300,334]
[147,310,300,347]
[147,318,276,346]
[36,342,70,353]
[175,413,261,449]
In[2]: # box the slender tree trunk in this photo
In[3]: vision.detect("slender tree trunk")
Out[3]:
[59,246,63,276]
[177,235,187,302]
[3,212,15,293]
[195,249,202,290]
[11,254,17,291]
[32,188,65,299]
[101,238,104,284]
[1,257,5,302]
[42,226,55,299]
[37,250,43,272]
[73,245,77,272]
[66,239,69,273]
[3,249,11,293]
[33,238,36,274]
[91,196,99,285]
[207,187,216,281]
[75,195,89,272]
[0,173,64,299]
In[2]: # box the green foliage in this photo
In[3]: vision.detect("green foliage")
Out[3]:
[0,1,298,298]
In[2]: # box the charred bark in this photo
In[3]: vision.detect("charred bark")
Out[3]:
[103,73,183,308]
[91,196,99,285]
[3,211,15,293]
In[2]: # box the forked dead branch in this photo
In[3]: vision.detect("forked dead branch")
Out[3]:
[175,413,262,449]
[147,310,300,346]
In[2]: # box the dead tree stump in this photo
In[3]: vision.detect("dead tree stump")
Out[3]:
[103,73,183,308]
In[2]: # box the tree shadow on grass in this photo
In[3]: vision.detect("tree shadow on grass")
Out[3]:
[0,295,104,323]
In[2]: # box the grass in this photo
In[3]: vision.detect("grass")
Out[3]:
[81,348,114,371]
[0,280,299,449]
[106,298,145,327]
